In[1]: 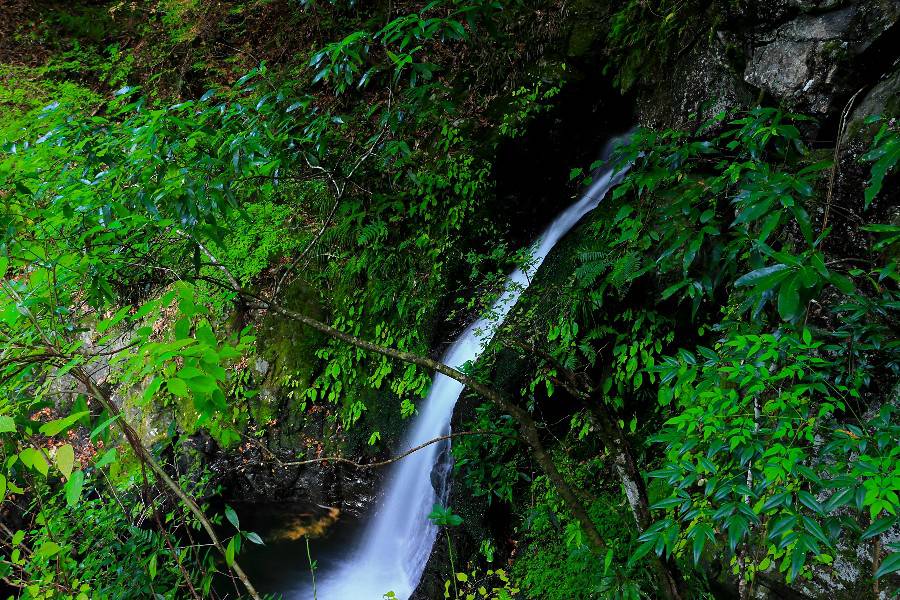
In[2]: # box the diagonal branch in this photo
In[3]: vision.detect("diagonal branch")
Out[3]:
[71,367,262,600]
[279,430,521,469]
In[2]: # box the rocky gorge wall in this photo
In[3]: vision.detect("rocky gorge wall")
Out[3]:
[419,1,900,598]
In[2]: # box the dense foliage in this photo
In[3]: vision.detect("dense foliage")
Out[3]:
[1,1,898,599]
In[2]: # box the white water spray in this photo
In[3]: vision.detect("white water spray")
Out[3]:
[313,139,627,600]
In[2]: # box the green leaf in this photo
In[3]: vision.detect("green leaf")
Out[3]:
[141,377,163,406]
[692,530,706,565]
[90,414,120,440]
[789,547,806,582]
[226,537,236,567]
[790,204,813,244]
[874,552,900,579]
[801,328,812,345]
[628,540,655,567]
[186,375,218,394]
[36,541,60,558]
[55,444,75,479]
[168,378,189,398]
[225,505,240,530]
[861,516,896,540]
[768,515,796,540]
[822,488,854,512]
[0,415,15,433]
[762,492,791,513]
[777,275,801,321]
[94,448,117,469]
[0,474,6,503]
[20,448,49,477]
[797,490,824,515]
[828,273,855,294]
[39,411,89,436]
[735,264,789,288]
[650,497,683,510]
[149,554,158,580]
[726,515,748,552]
[244,532,264,545]
[65,470,85,507]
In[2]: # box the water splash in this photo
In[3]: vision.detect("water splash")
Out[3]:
[312,138,627,600]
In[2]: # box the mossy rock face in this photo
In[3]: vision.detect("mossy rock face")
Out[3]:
[845,66,900,144]
[567,22,600,58]
[256,278,324,391]
[254,278,325,449]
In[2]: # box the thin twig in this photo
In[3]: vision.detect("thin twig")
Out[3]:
[280,430,521,469]
[822,87,865,233]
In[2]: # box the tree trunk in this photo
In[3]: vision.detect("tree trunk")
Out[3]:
[586,403,685,600]
[72,368,263,600]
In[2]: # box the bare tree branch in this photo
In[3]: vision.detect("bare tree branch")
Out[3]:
[279,430,521,469]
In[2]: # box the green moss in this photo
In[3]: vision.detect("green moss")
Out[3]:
[567,23,599,58]
[0,64,102,135]
[257,278,325,391]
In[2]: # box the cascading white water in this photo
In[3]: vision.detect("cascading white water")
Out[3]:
[313,138,627,600]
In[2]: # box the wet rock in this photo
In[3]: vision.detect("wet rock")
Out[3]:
[720,0,849,27]
[211,439,380,518]
[636,38,753,129]
[253,357,270,377]
[743,2,900,116]
[848,65,900,131]
[744,6,857,112]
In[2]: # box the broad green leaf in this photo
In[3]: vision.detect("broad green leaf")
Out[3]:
[168,378,189,398]
[797,490,824,515]
[39,411,90,437]
[20,448,49,477]
[828,273,855,294]
[0,415,15,433]
[90,414,120,440]
[225,505,240,530]
[65,470,85,507]
[226,537,236,567]
[801,328,812,345]
[777,276,801,321]
[861,516,896,540]
[692,530,706,565]
[735,264,789,288]
[186,375,218,394]
[55,444,75,479]
[789,547,806,582]
[36,541,61,558]
[95,448,118,469]
[244,531,264,545]
[874,552,900,579]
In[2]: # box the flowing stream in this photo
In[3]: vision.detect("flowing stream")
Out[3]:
[312,138,626,600]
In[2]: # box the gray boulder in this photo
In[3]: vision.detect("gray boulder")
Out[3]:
[744,2,900,116]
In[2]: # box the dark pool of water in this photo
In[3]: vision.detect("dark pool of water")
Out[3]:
[218,502,367,600]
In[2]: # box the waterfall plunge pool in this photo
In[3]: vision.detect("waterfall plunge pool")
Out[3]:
[234,135,629,600]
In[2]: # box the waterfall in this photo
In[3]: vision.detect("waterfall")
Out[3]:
[313,137,627,600]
